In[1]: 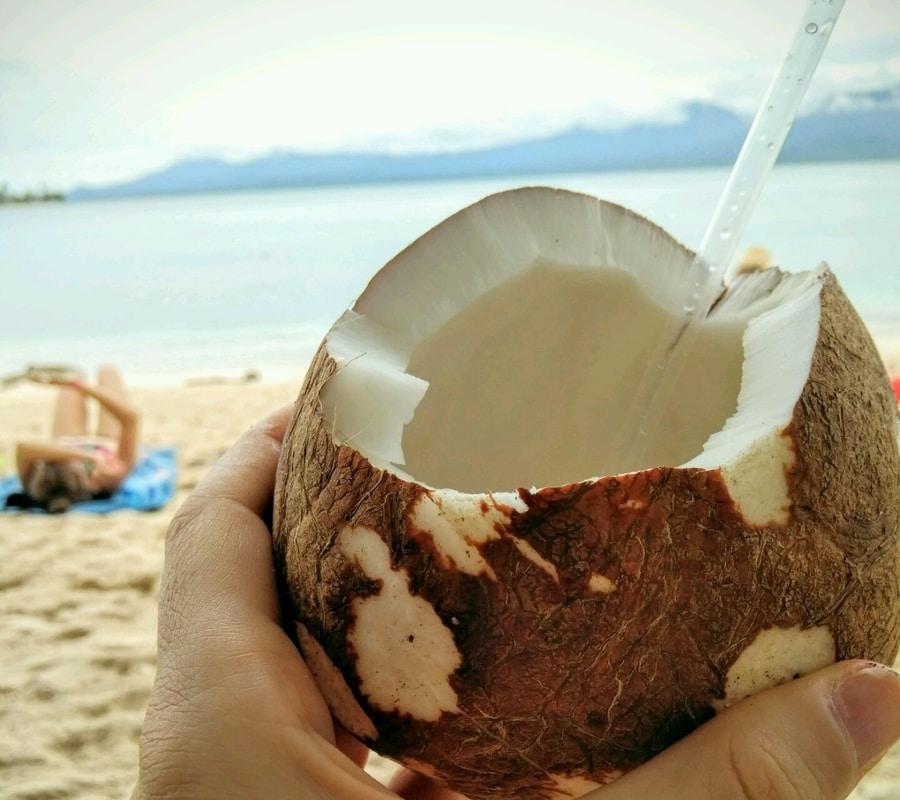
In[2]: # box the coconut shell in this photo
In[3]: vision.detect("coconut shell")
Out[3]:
[273,203,900,799]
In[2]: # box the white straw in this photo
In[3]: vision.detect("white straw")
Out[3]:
[620,0,847,468]
[685,0,847,318]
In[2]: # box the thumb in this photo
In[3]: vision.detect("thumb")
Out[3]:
[594,660,900,800]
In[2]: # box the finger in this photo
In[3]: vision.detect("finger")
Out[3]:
[335,723,370,768]
[154,402,345,737]
[389,769,470,800]
[593,660,900,800]
[159,404,294,637]
[192,402,294,513]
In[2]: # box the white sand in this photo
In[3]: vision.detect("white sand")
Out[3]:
[0,381,297,799]
[1,345,898,798]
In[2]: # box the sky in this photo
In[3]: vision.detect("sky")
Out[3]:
[2,0,899,192]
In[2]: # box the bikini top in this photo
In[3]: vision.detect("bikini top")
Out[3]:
[60,437,126,491]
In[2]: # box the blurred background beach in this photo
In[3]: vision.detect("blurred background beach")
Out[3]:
[2,0,899,798]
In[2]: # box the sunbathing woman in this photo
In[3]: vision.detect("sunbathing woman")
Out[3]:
[15,365,140,512]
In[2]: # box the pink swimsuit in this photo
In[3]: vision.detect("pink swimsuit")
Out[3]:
[59,437,125,491]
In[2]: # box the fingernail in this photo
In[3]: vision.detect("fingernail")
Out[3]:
[832,664,900,769]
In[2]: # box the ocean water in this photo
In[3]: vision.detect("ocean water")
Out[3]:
[2,160,898,384]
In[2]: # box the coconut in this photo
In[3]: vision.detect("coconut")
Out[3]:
[273,187,900,800]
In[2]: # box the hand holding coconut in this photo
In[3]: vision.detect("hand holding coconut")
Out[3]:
[273,187,900,798]
[133,406,900,800]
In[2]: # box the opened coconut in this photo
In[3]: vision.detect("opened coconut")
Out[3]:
[273,187,900,799]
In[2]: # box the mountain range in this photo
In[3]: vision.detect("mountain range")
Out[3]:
[71,85,900,200]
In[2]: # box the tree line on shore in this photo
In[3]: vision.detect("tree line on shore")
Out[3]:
[0,184,65,205]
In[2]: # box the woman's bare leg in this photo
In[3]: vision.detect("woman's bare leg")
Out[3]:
[51,386,87,438]
[96,365,129,438]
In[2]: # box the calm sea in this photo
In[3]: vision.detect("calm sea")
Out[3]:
[2,160,899,384]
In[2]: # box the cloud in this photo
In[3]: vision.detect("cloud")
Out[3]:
[827,33,900,63]
[2,0,899,190]
[0,57,28,76]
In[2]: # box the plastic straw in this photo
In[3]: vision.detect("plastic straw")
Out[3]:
[685,0,847,317]
[619,0,846,469]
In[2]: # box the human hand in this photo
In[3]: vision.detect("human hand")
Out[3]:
[133,405,900,800]
[132,405,465,800]
[26,370,82,389]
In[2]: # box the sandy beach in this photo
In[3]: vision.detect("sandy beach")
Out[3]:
[1,338,899,799]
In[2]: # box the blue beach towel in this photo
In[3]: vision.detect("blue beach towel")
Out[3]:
[1,447,177,514]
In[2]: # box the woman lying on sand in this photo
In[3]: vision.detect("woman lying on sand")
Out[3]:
[15,365,139,512]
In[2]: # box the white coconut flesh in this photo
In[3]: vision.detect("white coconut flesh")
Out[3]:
[321,188,823,526]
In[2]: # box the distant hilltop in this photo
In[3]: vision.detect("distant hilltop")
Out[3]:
[71,85,900,200]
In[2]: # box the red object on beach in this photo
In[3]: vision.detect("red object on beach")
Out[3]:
[892,376,900,403]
